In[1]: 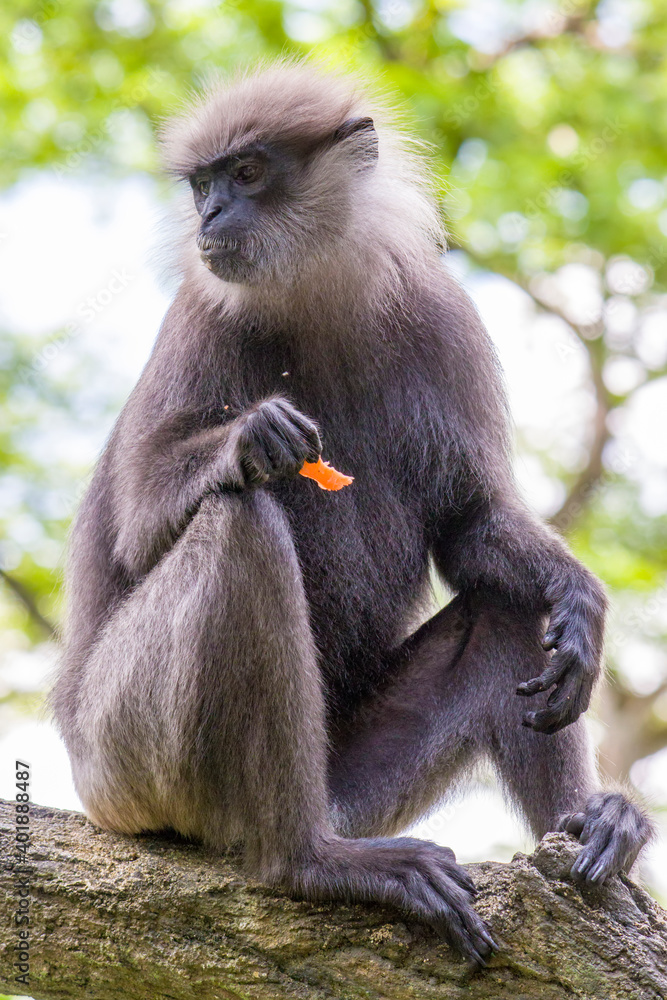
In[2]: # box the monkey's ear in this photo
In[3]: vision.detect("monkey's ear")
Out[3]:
[331,117,378,168]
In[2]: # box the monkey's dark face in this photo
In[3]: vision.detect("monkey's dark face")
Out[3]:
[188,117,379,285]
[190,143,299,284]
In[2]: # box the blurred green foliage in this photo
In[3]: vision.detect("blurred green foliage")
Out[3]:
[1,0,666,279]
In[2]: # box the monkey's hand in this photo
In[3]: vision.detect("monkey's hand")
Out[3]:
[516,572,606,734]
[230,397,322,488]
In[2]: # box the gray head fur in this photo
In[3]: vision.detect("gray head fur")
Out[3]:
[160,61,445,320]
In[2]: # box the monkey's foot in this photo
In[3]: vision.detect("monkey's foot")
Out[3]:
[294,837,497,967]
[388,840,497,967]
[558,792,653,885]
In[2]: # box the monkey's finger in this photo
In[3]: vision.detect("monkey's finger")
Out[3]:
[546,666,594,718]
[546,667,579,707]
[459,918,498,966]
[570,845,598,881]
[585,837,629,885]
[273,400,322,453]
[542,628,561,651]
[419,872,496,963]
[431,847,475,891]
[571,830,614,883]
[288,418,322,459]
[478,925,499,953]
[398,878,489,966]
[261,433,299,471]
[516,657,568,697]
[443,902,497,960]
[278,434,315,471]
[586,859,611,885]
[273,419,320,465]
[521,694,583,734]
[587,821,645,883]
[441,905,497,957]
[521,709,561,734]
[422,863,471,904]
[295,427,322,463]
[239,454,270,487]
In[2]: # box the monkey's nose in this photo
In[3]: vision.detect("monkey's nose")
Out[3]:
[203,205,223,226]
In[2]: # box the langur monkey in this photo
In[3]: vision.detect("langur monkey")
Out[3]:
[51,63,651,966]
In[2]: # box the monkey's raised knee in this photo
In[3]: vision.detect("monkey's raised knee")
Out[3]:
[186,488,304,598]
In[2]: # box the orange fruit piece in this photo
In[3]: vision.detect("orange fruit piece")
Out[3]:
[299,456,354,491]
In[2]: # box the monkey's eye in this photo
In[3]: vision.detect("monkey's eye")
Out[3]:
[196,177,210,197]
[233,162,262,185]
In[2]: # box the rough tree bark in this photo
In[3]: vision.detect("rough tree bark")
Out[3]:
[0,799,665,1000]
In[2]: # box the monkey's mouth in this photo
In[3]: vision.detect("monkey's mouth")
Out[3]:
[196,232,260,279]
[197,233,243,258]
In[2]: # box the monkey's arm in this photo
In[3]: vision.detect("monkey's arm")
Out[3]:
[431,491,606,734]
[420,275,606,734]
[111,397,320,580]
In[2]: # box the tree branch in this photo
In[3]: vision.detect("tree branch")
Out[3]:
[549,335,611,531]
[0,568,55,636]
[598,677,667,781]
[1,800,666,999]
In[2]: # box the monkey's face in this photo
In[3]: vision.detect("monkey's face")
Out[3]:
[190,144,296,284]
[188,118,378,286]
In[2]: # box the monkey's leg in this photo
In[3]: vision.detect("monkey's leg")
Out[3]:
[70,491,495,965]
[329,593,651,883]
[68,488,330,865]
[467,598,653,883]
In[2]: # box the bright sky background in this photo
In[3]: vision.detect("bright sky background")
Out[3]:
[1,172,666,902]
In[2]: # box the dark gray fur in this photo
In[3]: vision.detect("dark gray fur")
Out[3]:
[51,64,652,967]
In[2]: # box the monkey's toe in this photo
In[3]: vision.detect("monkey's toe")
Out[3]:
[565,792,652,884]
[427,873,496,965]
[425,887,496,967]
[434,908,497,968]
[557,811,586,837]
[437,857,477,897]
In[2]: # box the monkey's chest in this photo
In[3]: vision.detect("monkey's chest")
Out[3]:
[226,334,434,697]
[268,465,431,706]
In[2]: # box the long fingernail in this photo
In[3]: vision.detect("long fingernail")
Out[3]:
[483,930,498,950]
[588,862,605,883]
[572,856,589,876]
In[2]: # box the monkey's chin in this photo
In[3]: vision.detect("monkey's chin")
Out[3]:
[199,250,259,285]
